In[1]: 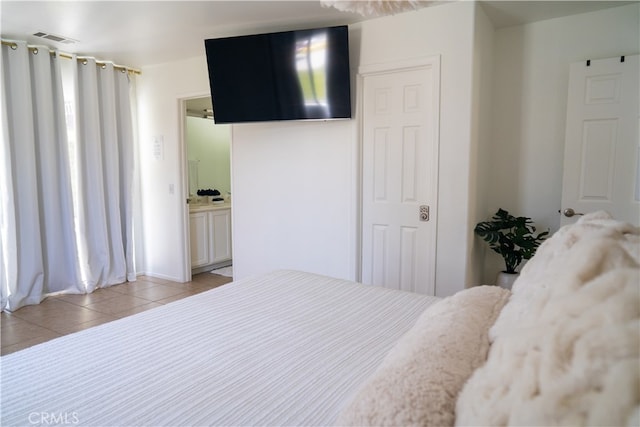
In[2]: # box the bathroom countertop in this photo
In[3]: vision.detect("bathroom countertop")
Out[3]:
[189,202,232,213]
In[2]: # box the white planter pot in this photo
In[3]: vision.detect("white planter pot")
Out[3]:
[496,271,519,290]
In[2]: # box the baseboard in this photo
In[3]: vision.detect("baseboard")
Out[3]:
[136,270,184,283]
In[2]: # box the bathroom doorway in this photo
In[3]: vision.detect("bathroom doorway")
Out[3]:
[182,95,233,279]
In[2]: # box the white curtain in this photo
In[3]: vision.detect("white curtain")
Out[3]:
[0,42,137,312]
[1,42,80,311]
[74,58,136,291]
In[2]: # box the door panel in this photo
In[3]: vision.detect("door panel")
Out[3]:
[561,55,639,226]
[210,209,232,263]
[361,58,440,295]
[190,212,210,268]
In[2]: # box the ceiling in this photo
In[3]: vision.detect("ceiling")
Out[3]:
[1,1,634,69]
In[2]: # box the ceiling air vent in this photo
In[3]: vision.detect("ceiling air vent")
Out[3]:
[32,32,78,44]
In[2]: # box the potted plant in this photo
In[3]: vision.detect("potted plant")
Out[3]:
[474,208,549,288]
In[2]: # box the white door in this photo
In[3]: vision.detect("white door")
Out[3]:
[210,209,232,263]
[189,212,210,267]
[360,58,440,295]
[560,55,639,226]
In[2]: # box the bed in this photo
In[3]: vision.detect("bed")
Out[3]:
[1,212,638,426]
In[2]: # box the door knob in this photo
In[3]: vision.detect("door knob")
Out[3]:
[563,208,584,218]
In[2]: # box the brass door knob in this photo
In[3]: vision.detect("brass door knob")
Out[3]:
[563,208,584,217]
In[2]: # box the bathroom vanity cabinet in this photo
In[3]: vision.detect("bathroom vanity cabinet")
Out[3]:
[189,204,232,270]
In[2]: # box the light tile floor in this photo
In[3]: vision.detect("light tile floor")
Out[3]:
[0,272,232,356]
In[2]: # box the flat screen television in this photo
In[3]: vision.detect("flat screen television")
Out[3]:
[204,25,351,124]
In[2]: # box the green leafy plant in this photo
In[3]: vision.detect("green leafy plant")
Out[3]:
[474,208,549,274]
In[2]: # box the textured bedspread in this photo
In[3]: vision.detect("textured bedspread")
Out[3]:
[1,270,438,426]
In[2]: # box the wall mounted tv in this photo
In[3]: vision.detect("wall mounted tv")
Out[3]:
[204,25,351,124]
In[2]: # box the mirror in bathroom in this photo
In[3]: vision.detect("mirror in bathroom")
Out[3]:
[185,97,231,201]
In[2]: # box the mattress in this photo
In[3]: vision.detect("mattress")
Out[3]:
[1,270,439,426]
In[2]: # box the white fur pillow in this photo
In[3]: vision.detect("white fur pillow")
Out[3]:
[455,212,640,426]
[336,285,511,427]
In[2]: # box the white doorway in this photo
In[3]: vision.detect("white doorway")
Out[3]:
[179,95,233,280]
[560,55,639,226]
[360,57,440,295]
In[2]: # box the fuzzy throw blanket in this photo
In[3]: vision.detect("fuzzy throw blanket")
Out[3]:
[336,286,510,427]
[455,211,640,426]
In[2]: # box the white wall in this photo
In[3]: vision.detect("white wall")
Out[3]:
[137,55,360,283]
[483,3,640,282]
[137,55,211,281]
[135,29,361,283]
[468,4,495,285]
[231,2,479,295]
[232,120,358,280]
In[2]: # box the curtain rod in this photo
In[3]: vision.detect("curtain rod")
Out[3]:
[1,40,141,75]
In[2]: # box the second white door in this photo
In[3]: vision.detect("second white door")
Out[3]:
[560,55,639,226]
[361,58,440,295]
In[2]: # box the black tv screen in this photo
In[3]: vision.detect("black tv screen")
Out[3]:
[204,25,351,124]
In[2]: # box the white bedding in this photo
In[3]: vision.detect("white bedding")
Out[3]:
[1,270,439,426]
[456,212,640,426]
